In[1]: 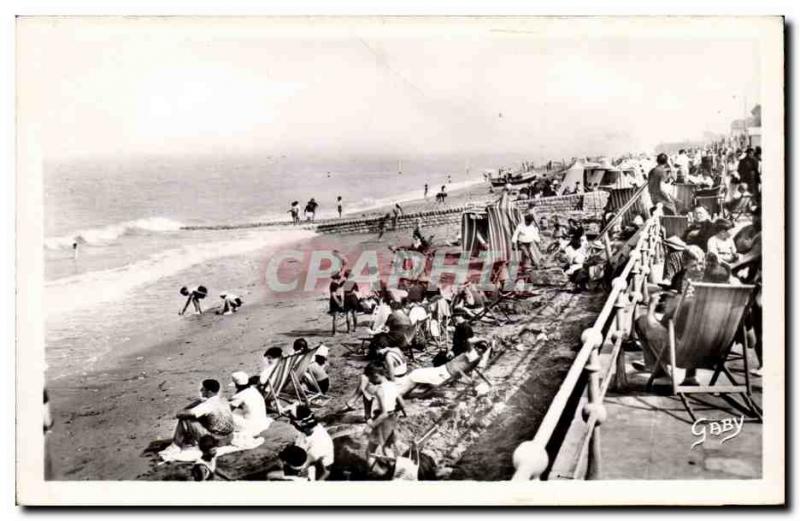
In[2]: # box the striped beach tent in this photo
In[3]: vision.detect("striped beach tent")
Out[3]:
[486,193,522,262]
[461,210,489,257]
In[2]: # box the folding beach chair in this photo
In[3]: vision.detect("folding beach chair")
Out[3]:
[259,352,302,416]
[645,282,760,422]
[660,215,689,240]
[279,344,328,405]
[727,194,753,221]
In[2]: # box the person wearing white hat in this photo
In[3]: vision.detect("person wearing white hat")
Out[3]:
[304,344,330,394]
[229,371,272,437]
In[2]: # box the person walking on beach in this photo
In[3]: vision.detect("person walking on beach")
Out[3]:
[377,213,391,241]
[337,196,343,218]
[179,285,207,316]
[392,203,404,230]
[424,183,429,199]
[304,198,319,222]
[511,214,543,270]
[72,241,78,261]
[288,201,300,225]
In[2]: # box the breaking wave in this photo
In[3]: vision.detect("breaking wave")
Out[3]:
[44,217,185,250]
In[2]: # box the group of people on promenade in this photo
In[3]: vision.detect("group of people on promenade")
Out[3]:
[634,144,763,381]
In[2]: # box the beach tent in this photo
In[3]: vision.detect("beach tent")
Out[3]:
[461,210,489,257]
[461,193,522,262]
[557,160,585,195]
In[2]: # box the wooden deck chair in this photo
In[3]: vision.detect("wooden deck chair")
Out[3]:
[660,215,689,239]
[281,344,324,405]
[727,194,753,221]
[695,195,723,218]
[421,341,494,397]
[646,282,760,422]
[260,352,302,416]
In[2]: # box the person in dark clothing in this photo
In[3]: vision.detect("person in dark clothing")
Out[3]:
[451,315,475,357]
[647,153,677,215]
[376,213,391,241]
[737,148,759,194]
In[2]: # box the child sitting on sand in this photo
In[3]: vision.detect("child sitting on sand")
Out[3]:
[267,444,312,481]
[289,405,334,481]
[218,292,242,315]
[178,285,207,316]
[191,435,219,481]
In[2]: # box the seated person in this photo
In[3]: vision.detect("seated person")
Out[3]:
[367,298,392,334]
[451,314,475,357]
[161,379,234,457]
[191,435,219,481]
[304,344,330,394]
[661,236,688,284]
[452,281,486,318]
[706,218,739,264]
[395,338,489,396]
[367,303,414,357]
[364,364,407,460]
[289,405,334,481]
[229,371,272,437]
[266,444,312,481]
[733,212,761,254]
[291,337,309,354]
[259,347,285,388]
[683,206,715,249]
[218,292,242,315]
[562,234,589,292]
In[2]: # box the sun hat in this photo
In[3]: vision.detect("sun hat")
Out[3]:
[663,236,687,251]
[231,371,249,387]
[317,344,329,358]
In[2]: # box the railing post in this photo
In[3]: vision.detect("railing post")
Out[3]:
[612,279,630,392]
[581,328,606,480]
[602,232,613,260]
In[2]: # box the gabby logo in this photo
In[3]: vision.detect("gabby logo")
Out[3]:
[691,416,744,449]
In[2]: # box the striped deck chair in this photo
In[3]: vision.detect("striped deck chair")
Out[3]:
[646,282,760,422]
[660,215,689,239]
[259,352,303,416]
[291,345,332,405]
[606,187,648,226]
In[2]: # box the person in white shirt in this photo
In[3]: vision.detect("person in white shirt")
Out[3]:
[229,371,272,437]
[675,149,690,179]
[289,405,334,481]
[706,218,739,264]
[511,214,543,268]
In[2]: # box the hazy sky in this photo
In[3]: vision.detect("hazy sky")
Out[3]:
[18,18,763,161]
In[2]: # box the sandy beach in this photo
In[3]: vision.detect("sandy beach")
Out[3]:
[46,182,503,480]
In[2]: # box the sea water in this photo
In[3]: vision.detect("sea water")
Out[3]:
[43,153,498,379]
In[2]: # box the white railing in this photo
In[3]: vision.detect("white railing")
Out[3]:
[511,203,663,480]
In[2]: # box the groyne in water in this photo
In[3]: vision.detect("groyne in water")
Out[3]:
[179,192,609,235]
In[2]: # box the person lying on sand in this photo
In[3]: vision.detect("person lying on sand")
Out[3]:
[290,405,334,481]
[178,285,207,316]
[160,379,234,459]
[218,292,242,315]
[266,444,312,481]
[229,371,272,438]
[395,338,489,397]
